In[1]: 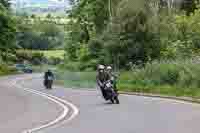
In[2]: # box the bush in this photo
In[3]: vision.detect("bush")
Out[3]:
[47,57,62,65]
[16,50,45,65]
[160,8,200,59]
[63,61,81,71]
[7,54,17,63]
[31,52,45,65]
[16,51,32,62]
[88,39,104,59]
[79,59,99,71]
[0,63,17,75]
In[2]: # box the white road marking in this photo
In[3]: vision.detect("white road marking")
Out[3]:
[10,77,79,133]
[122,94,200,107]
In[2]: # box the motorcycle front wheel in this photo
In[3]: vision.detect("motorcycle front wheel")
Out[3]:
[115,96,120,104]
[110,98,115,104]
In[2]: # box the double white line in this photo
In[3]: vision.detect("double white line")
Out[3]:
[11,77,79,133]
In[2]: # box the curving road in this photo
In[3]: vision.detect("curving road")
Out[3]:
[1,74,200,133]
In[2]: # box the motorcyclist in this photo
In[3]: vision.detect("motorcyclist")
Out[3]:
[106,66,118,93]
[96,65,109,100]
[44,69,54,87]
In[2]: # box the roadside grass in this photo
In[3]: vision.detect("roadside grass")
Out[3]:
[117,83,200,98]
[118,58,200,98]
[55,71,96,88]
[55,58,200,98]
[0,64,18,76]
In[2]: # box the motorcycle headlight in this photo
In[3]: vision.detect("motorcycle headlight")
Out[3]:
[106,82,112,88]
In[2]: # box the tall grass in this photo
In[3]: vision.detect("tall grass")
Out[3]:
[54,57,200,98]
[119,57,200,97]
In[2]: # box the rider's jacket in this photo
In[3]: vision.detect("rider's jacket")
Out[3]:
[96,72,109,87]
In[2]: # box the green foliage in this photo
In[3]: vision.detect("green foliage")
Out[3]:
[64,0,200,71]
[15,50,64,65]
[0,0,10,9]
[46,13,52,19]
[0,63,17,76]
[47,57,62,65]
[55,58,200,97]
[62,61,81,71]
[16,50,45,65]
[180,0,198,15]
[68,0,110,34]
[39,50,65,59]
[16,16,65,50]
[0,2,16,62]
[119,58,200,89]
[64,0,117,69]
[88,39,104,59]
[116,58,200,97]
[31,52,45,65]
[160,7,200,59]
[65,41,80,61]
[100,1,162,68]
[65,0,162,70]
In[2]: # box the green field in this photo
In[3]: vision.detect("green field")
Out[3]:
[40,50,65,59]
[17,50,65,59]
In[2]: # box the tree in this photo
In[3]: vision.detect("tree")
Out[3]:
[31,14,36,19]
[0,1,16,62]
[65,0,161,69]
[180,0,198,15]
[97,0,161,68]
[65,0,200,71]
[46,13,52,19]
[65,0,112,64]
[17,18,64,50]
[0,0,10,9]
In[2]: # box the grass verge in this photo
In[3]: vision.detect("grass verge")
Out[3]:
[55,58,200,99]
[55,71,96,88]
[0,64,18,76]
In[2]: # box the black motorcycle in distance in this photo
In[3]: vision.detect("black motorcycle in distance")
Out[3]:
[44,76,54,89]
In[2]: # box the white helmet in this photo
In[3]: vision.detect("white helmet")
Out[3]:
[98,65,105,70]
[106,66,112,70]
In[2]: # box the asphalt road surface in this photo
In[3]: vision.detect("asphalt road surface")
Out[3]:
[1,74,200,133]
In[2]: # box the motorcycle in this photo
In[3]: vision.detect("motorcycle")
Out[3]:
[104,80,120,104]
[44,76,54,89]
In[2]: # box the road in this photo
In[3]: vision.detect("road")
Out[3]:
[1,74,200,133]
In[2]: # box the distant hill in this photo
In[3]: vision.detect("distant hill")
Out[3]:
[11,0,70,15]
